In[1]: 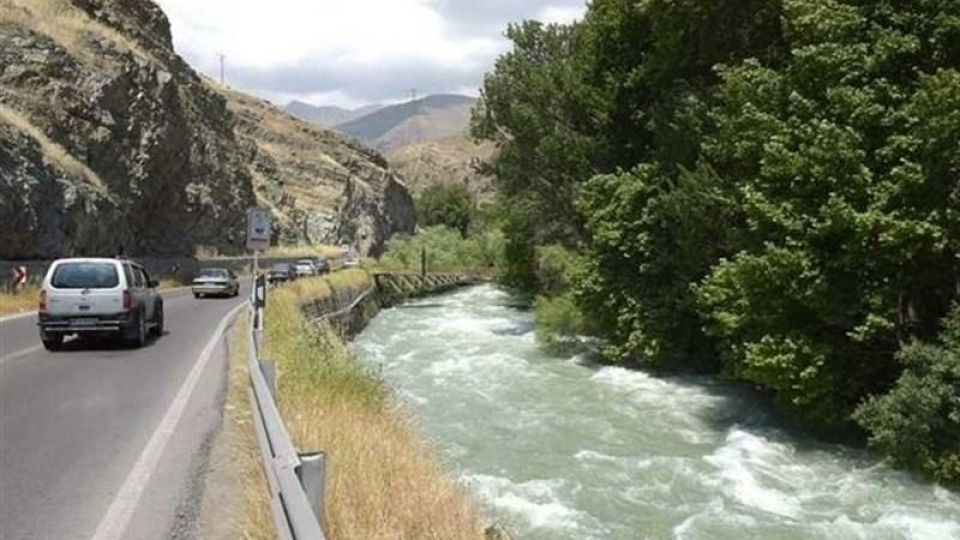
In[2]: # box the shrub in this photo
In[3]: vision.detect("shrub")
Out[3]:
[416,182,474,238]
[854,306,960,485]
[379,226,504,274]
[535,244,581,296]
[533,293,588,354]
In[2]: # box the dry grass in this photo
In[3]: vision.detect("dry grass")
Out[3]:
[158,278,191,290]
[0,0,150,70]
[258,271,485,540]
[0,285,39,316]
[0,104,106,191]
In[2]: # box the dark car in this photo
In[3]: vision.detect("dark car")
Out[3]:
[267,263,296,284]
[313,257,331,274]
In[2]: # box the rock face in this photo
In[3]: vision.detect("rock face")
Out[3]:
[0,0,414,259]
[221,87,414,257]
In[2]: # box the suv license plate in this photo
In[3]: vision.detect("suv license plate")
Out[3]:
[71,319,97,327]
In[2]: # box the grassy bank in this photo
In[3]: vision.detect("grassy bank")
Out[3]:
[258,269,485,539]
[0,285,39,317]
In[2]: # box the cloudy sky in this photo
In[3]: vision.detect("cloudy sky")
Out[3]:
[154,0,587,109]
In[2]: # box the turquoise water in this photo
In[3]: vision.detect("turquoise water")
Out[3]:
[353,285,960,540]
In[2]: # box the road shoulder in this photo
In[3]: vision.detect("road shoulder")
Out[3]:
[195,312,272,539]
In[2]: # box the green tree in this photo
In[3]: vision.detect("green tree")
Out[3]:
[416,182,474,238]
[854,305,960,484]
[694,1,960,430]
[474,0,960,476]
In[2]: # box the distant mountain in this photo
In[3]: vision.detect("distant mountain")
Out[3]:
[284,101,383,127]
[336,94,477,153]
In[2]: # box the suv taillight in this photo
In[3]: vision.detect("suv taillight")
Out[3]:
[123,290,132,310]
[39,290,47,312]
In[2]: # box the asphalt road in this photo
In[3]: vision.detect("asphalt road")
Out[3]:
[0,285,248,540]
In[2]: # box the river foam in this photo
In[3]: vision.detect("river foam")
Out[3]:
[353,285,960,540]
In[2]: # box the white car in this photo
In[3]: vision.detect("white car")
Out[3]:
[37,258,164,350]
[294,260,317,277]
[192,268,240,298]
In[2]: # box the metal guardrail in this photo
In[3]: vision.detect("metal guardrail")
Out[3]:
[247,276,327,540]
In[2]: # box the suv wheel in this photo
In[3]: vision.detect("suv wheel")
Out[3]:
[41,334,64,351]
[127,310,147,347]
[151,303,164,337]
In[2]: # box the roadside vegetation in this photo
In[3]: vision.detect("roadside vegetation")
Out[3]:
[258,271,485,539]
[0,285,39,317]
[379,226,503,275]
[381,183,504,275]
[472,0,960,484]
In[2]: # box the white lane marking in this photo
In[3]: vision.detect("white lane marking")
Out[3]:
[89,302,245,540]
[0,344,43,367]
[0,311,35,325]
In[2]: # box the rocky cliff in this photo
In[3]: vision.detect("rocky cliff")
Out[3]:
[0,0,414,259]
[220,86,414,257]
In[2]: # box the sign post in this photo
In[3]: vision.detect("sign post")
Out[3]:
[11,266,27,293]
[247,207,272,277]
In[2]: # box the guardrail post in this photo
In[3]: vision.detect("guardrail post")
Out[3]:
[259,359,277,395]
[298,452,327,529]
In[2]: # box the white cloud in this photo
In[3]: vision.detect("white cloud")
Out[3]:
[154,0,586,106]
[538,5,585,25]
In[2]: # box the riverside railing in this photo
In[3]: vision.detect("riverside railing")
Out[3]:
[247,275,327,540]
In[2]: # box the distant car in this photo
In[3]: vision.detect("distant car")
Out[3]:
[316,258,330,274]
[267,263,296,284]
[37,258,164,350]
[192,268,239,298]
[342,251,360,268]
[297,257,330,275]
[294,260,318,278]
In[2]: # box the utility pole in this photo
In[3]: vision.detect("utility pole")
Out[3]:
[219,53,226,85]
[410,88,423,174]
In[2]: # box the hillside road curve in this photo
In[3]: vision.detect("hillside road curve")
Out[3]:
[0,284,248,540]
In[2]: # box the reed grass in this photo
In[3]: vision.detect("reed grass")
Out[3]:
[257,271,485,540]
[0,285,39,316]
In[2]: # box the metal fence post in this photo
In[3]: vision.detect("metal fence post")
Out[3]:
[298,452,327,529]
[260,359,276,395]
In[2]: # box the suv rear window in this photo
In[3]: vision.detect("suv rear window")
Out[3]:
[51,262,120,289]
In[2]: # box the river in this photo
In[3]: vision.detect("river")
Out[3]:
[352,285,960,540]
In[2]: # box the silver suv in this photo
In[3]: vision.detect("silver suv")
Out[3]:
[38,258,164,350]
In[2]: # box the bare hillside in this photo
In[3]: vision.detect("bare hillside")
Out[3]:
[0,0,413,258]
[389,135,496,201]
